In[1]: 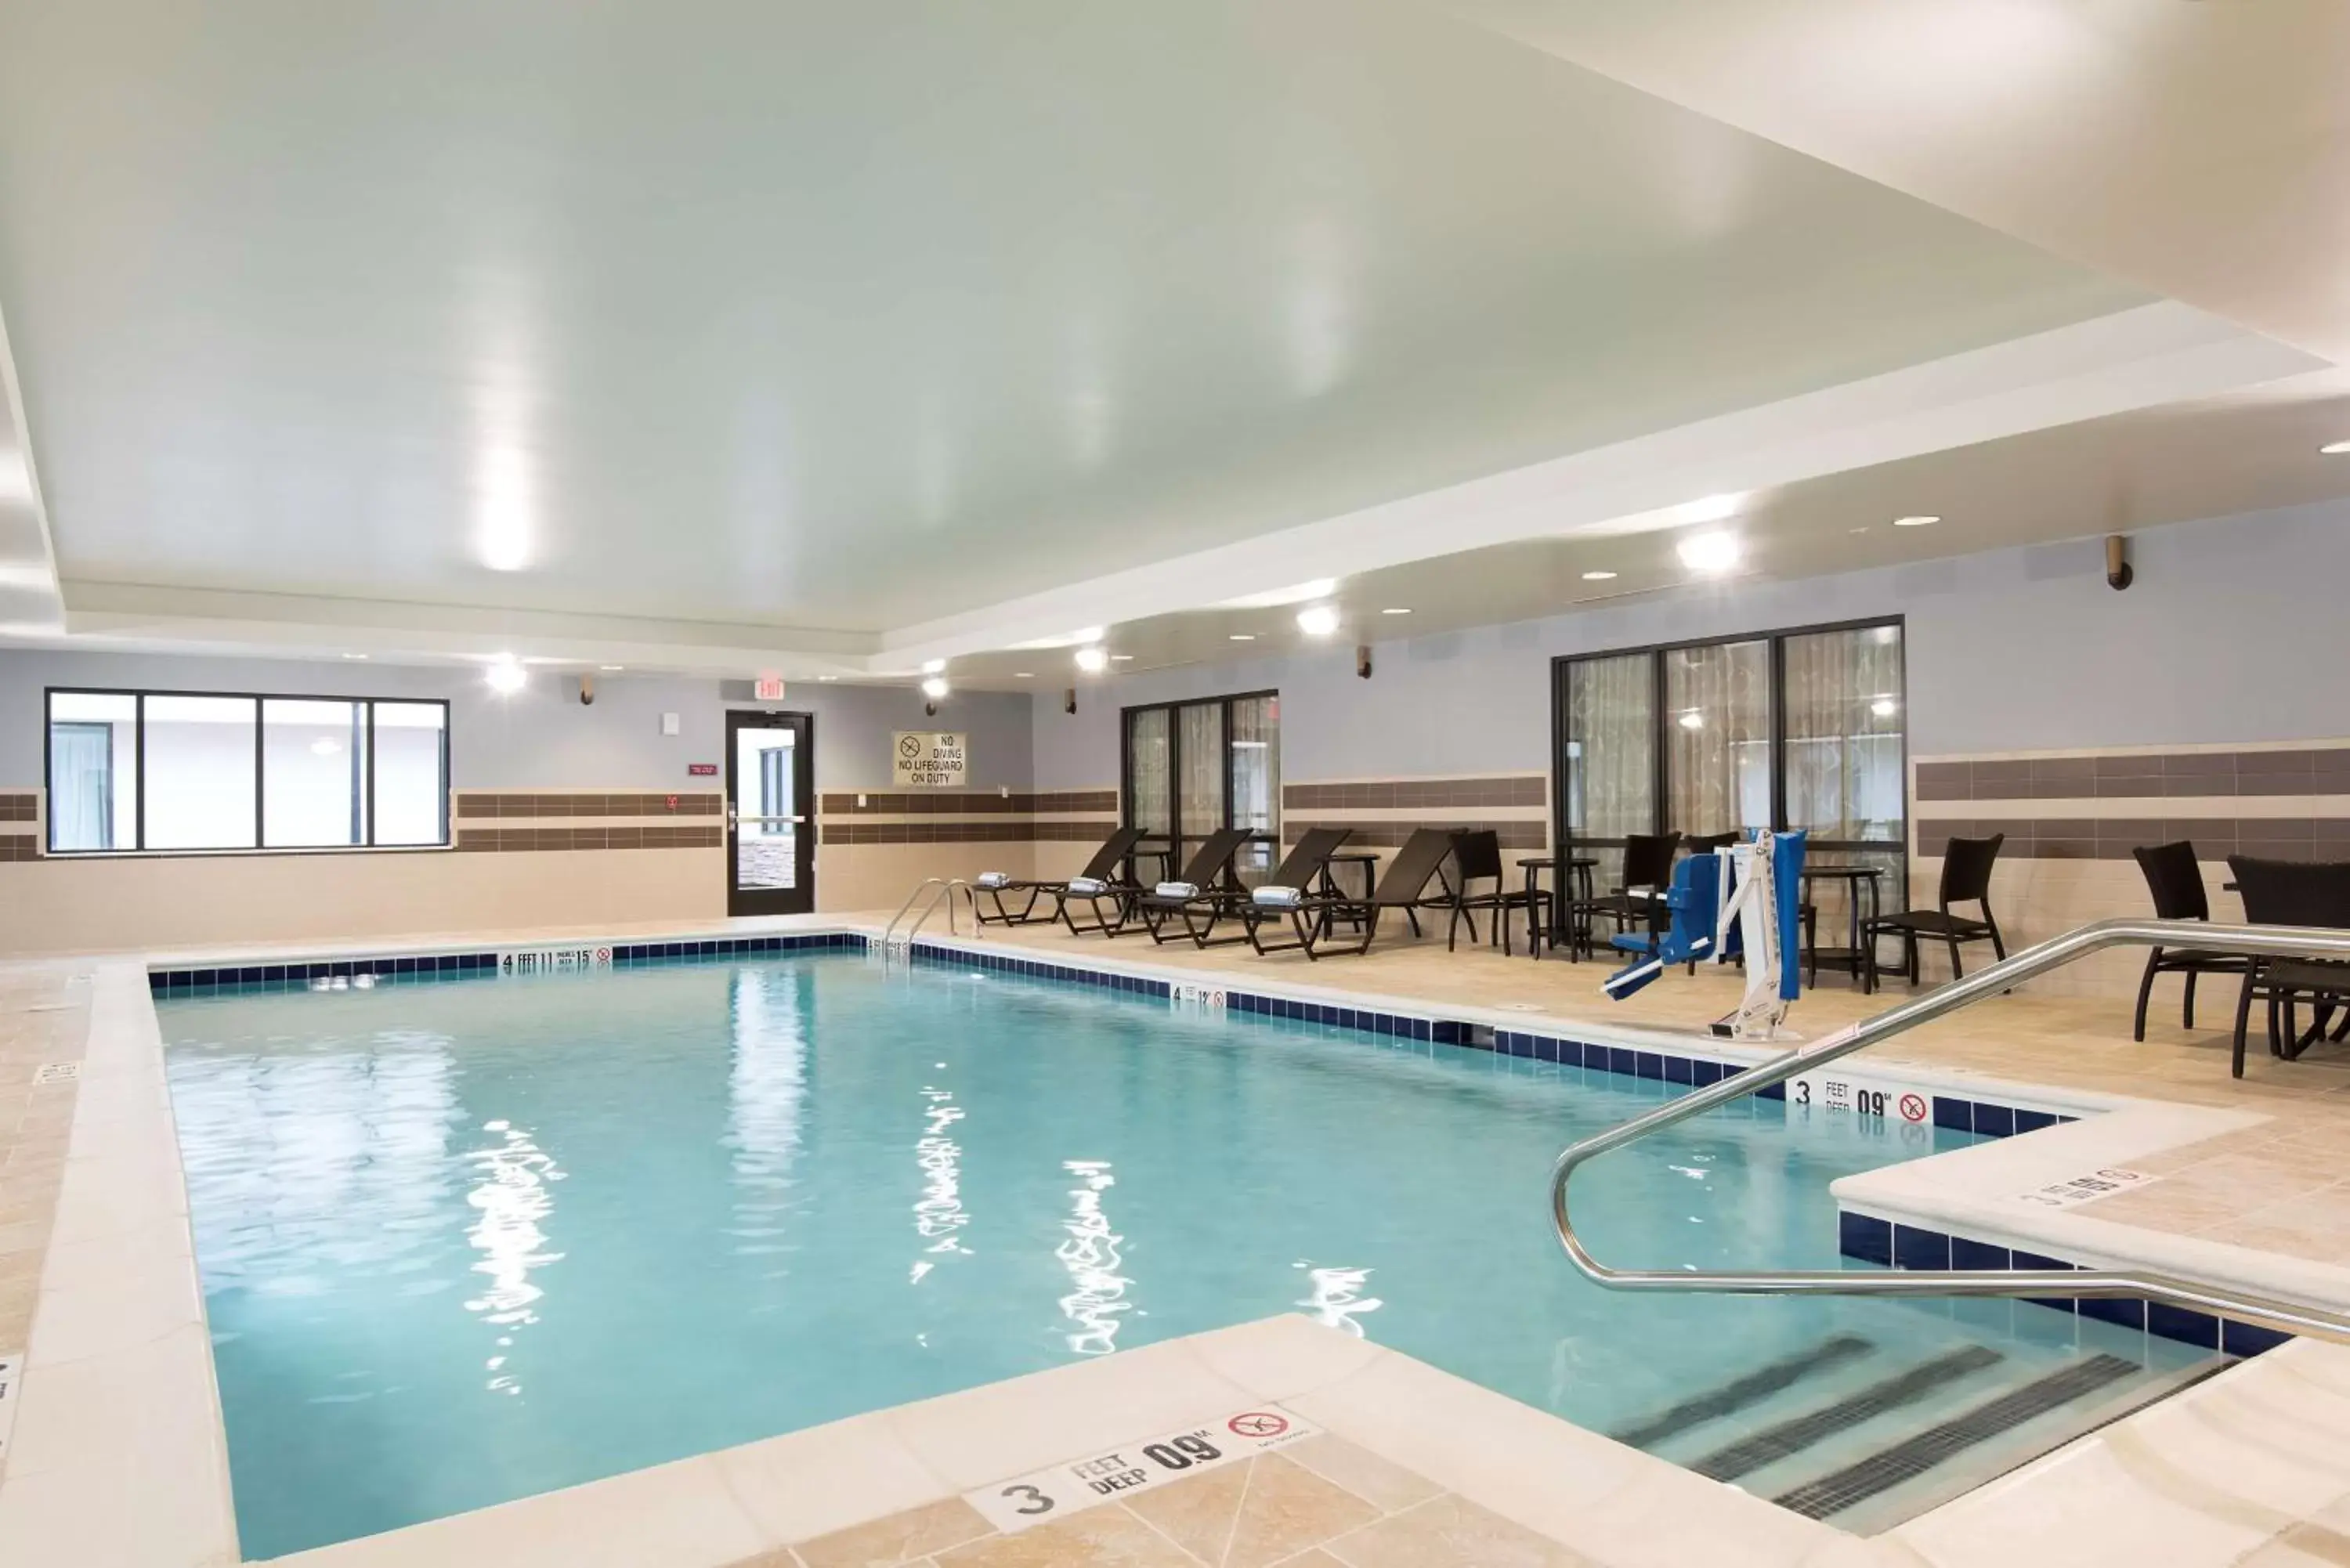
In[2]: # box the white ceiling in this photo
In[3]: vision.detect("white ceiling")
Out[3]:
[0,0,2340,681]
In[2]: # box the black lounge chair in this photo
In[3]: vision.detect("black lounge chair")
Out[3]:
[974,826,1144,927]
[1133,829,1255,945]
[2129,840,2251,1040]
[1865,833,2006,986]
[1236,828,1357,956]
[1289,829,1462,959]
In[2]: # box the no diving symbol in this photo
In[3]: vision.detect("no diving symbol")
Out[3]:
[1898,1093,1929,1124]
[898,735,924,759]
[1227,1412,1288,1440]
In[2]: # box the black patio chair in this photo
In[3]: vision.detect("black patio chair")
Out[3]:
[1571,833,1681,959]
[1864,833,2006,986]
[2226,856,2350,1077]
[2129,841,2252,1040]
[1132,829,1255,945]
[1443,829,1541,956]
[976,826,1144,927]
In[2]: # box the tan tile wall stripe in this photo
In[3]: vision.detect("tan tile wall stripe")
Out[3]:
[1918,816,2350,863]
[456,825,724,852]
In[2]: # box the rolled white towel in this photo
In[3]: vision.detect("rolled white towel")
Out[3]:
[1065,876,1110,896]
[974,871,1013,890]
[1154,880,1199,900]
[1252,884,1305,909]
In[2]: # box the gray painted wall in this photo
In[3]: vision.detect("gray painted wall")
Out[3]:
[0,652,1033,792]
[1034,500,2350,786]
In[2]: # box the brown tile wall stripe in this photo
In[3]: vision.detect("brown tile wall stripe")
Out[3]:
[814,789,1119,815]
[0,835,38,861]
[455,825,723,852]
[1279,818,1548,852]
[1918,749,2350,801]
[454,792,724,818]
[1915,817,2350,862]
[1282,777,1546,811]
[0,795,38,822]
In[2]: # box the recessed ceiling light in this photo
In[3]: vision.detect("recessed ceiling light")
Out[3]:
[1111,654,1134,662]
[920,676,949,699]
[920,658,946,674]
[1075,645,1109,674]
[1229,633,1256,641]
[1675,532,1742,574]
[2322,440,2350,455]
[599,664,624,671]
[1217,578,1337,610]
[1296,604,1341,637]
[484,659,526,695]
[816,675,838,682]
[342,652,369,659]
[1892,515,1940,528]
[1580,569,1617,582]
[1013,671,1034,678]
[1381,606,1412,616]
[1676,493,1744,525]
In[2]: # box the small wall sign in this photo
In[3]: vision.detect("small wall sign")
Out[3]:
[893,730,967,788]
[688,763,718,777]
[754,674,786,702]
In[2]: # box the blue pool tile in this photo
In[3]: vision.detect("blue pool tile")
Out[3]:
[239,966,264,983]
[1635,1052,1664,1080]
[2223,1320,2291,1357]
[2014,1108,2056,1134]
[1690,1059,1722,1086]
[1557,1039,1585,1068]
[1950,1236,2010,1271]
[2080,1295,2146,1331]
[1755,1080,1785,1100]
[1838,1212,1893,1266]
[1533,1037,1560,1064]
[1892,1224,1949,1270]
[2012,1249,2079,1314]
[265,965,288,981]
[2146,1302,2220,1349]
[1663,1054,1693,1085]
[1603,1046,1634,1078]
[1932,1095,1972,1131]
[1971,1102,2016,1138]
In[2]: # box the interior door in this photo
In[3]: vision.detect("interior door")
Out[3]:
[727,710,814,916]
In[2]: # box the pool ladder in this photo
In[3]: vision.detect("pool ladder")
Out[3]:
[1551,917,2350,1344]
[882,877,982,953]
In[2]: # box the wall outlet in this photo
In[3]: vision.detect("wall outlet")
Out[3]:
[857,793,868,807]
[661,712,681,736]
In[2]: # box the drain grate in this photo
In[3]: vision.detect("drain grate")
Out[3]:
[1611,1334,1875,1450]
[1773,1353,2139,1519]
[1694,1345,2003,1481]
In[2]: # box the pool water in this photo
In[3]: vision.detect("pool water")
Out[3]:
[163,953,2171,1556]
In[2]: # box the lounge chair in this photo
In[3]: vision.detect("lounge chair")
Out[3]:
[1283,829,1462,959]
[973,826,1144,927]
[1133,829,1255,945]
[1236,828,1356,956]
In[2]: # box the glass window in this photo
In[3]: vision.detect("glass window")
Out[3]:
[143,695,259,850]
[44,689,450,854]
[47,692,136,851]
[372,703,448,847]
[1562,654,1654,894]
[263,699,367,848]
[1664,639,1773,838]
[1784,626,1905,844]
[1123,691,1278,884]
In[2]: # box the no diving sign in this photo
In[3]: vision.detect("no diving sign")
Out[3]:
[893,731,967,789]
[965,1407,1318,1533]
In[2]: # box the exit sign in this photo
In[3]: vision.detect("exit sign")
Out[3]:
[754,674,786,702]
[687,763,718,777]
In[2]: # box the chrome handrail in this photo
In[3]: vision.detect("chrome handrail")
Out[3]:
[1551,918,2350,1344]
[882,878,979,947]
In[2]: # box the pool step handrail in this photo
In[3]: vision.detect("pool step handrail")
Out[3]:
[883,877,980,948]
[1550,917,2350,1345]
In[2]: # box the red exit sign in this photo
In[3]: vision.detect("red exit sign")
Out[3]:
[687,763,718,777]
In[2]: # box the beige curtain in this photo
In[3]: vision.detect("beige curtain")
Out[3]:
[1665,640,1771,837]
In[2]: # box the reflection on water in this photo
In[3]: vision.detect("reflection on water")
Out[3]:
[464,1120,565,1394]
[1056,1159,1131,1355]
[725,970,808,1263]
[909,1087,968,1284]
[1296,1262,1382,1337]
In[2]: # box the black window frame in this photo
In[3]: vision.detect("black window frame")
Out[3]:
[1549,614,1908,905]
[1119,688,1280,877]
[42,686,453,857]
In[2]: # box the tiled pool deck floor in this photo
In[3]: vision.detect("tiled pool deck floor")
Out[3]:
[7,912,2350,1567]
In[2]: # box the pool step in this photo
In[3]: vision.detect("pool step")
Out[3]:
[1620,1332,2232,1534]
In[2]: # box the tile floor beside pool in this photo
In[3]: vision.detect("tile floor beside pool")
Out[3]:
[5,912,2350,1567]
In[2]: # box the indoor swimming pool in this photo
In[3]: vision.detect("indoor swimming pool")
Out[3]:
[159,949,2199,1556]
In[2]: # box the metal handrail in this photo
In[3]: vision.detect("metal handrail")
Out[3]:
[1551,918,2350,1344]
[882,878,978,946]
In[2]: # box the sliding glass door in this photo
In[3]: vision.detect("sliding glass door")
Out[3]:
[1123,690,1279,885]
